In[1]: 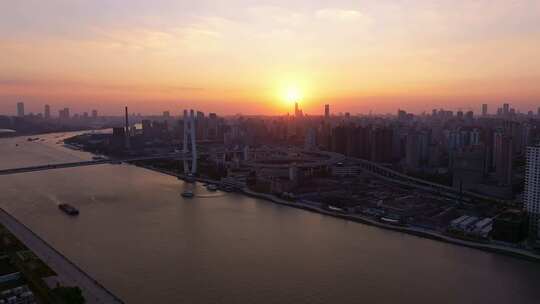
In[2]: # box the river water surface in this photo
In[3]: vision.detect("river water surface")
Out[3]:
[0,132,539,304]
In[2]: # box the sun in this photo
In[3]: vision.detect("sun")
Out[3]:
[273,77,311,111]
[283,86,303,105]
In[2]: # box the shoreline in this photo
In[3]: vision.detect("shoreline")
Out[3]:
[136,163,540,263]
[0,208,124,303]
[241,189,540,262]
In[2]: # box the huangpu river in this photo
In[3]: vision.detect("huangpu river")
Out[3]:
[1,132,539,303]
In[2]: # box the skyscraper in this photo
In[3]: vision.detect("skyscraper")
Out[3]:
[493,131,513,186]
[59,108,70,119]
[324,104,330,119]
[482,104,488,116]
[405,131,420,169]
[91,110,98,119]
[44,104,51,119]
[17,102,25,117]
[304,128,316,150]
[525,145,540,239]
[371,127,394,163]
[503,103,510,116]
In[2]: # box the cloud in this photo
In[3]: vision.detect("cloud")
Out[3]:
[247,6,307,26]
[315,9,368,22]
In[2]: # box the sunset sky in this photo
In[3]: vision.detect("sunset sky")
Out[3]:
[1,0,540,115]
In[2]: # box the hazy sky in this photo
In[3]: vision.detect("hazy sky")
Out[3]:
[1,0,540,115]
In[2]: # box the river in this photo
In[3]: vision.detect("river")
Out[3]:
[0,132,539,304]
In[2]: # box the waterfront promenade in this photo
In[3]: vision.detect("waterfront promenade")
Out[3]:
[0,208,124,304]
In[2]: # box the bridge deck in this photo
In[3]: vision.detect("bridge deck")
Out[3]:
[0,154,189,176]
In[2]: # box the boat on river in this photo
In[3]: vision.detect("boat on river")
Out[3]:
[185,174,196,183]
[206,184,218,191]
[181,190,194,198]
[58,203,79,216]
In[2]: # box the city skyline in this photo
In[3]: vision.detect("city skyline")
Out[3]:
[2,1,540,115]
[3,2,540,303]
[4,100,540,118]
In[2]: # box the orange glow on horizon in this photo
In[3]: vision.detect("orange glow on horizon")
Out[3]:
[1,2,540,115]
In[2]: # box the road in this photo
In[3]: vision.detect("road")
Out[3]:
[0,208,124,304]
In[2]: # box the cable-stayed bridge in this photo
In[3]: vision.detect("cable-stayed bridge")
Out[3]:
[0,153,192,176]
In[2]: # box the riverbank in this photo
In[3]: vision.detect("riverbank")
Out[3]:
[240,188,540,262]
[0,208,124,304]
[136,163,540,263]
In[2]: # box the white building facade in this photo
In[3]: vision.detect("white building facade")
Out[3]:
[524,145,540,239]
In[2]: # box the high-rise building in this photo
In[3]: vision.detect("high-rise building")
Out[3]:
[471,128,481,145]
[452,145,488,191]
[141,120,152,138]
[482,104,488,116]
[304,128,316,150]
[91,110,98,119]
[525,145,540,239]
[16,102,25,117]
[405,131,420,169]
[324,104,330,119]
[294,102,303,117]
[196,111,207,139]
[44,104,51,119]
[208,113,218,139]
[163,111,170,118]
[493,131,513,186]
[371,127,394,163]
[59,108,70,119]
[397,109,407,121]
[331,125,348,155]
[503,103,510,116]
[354,125,371,159]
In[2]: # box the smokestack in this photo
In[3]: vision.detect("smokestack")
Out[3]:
[125,106,129,132]
[124,106,131,150]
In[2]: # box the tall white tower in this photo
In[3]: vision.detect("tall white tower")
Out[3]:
[183,110,189,154]
[182,109,198,175]
[525,145,540,239]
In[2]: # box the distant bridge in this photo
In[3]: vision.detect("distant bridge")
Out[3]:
[0,153,191,176]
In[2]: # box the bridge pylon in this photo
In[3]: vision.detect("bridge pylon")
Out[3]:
[183,109,197,175]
